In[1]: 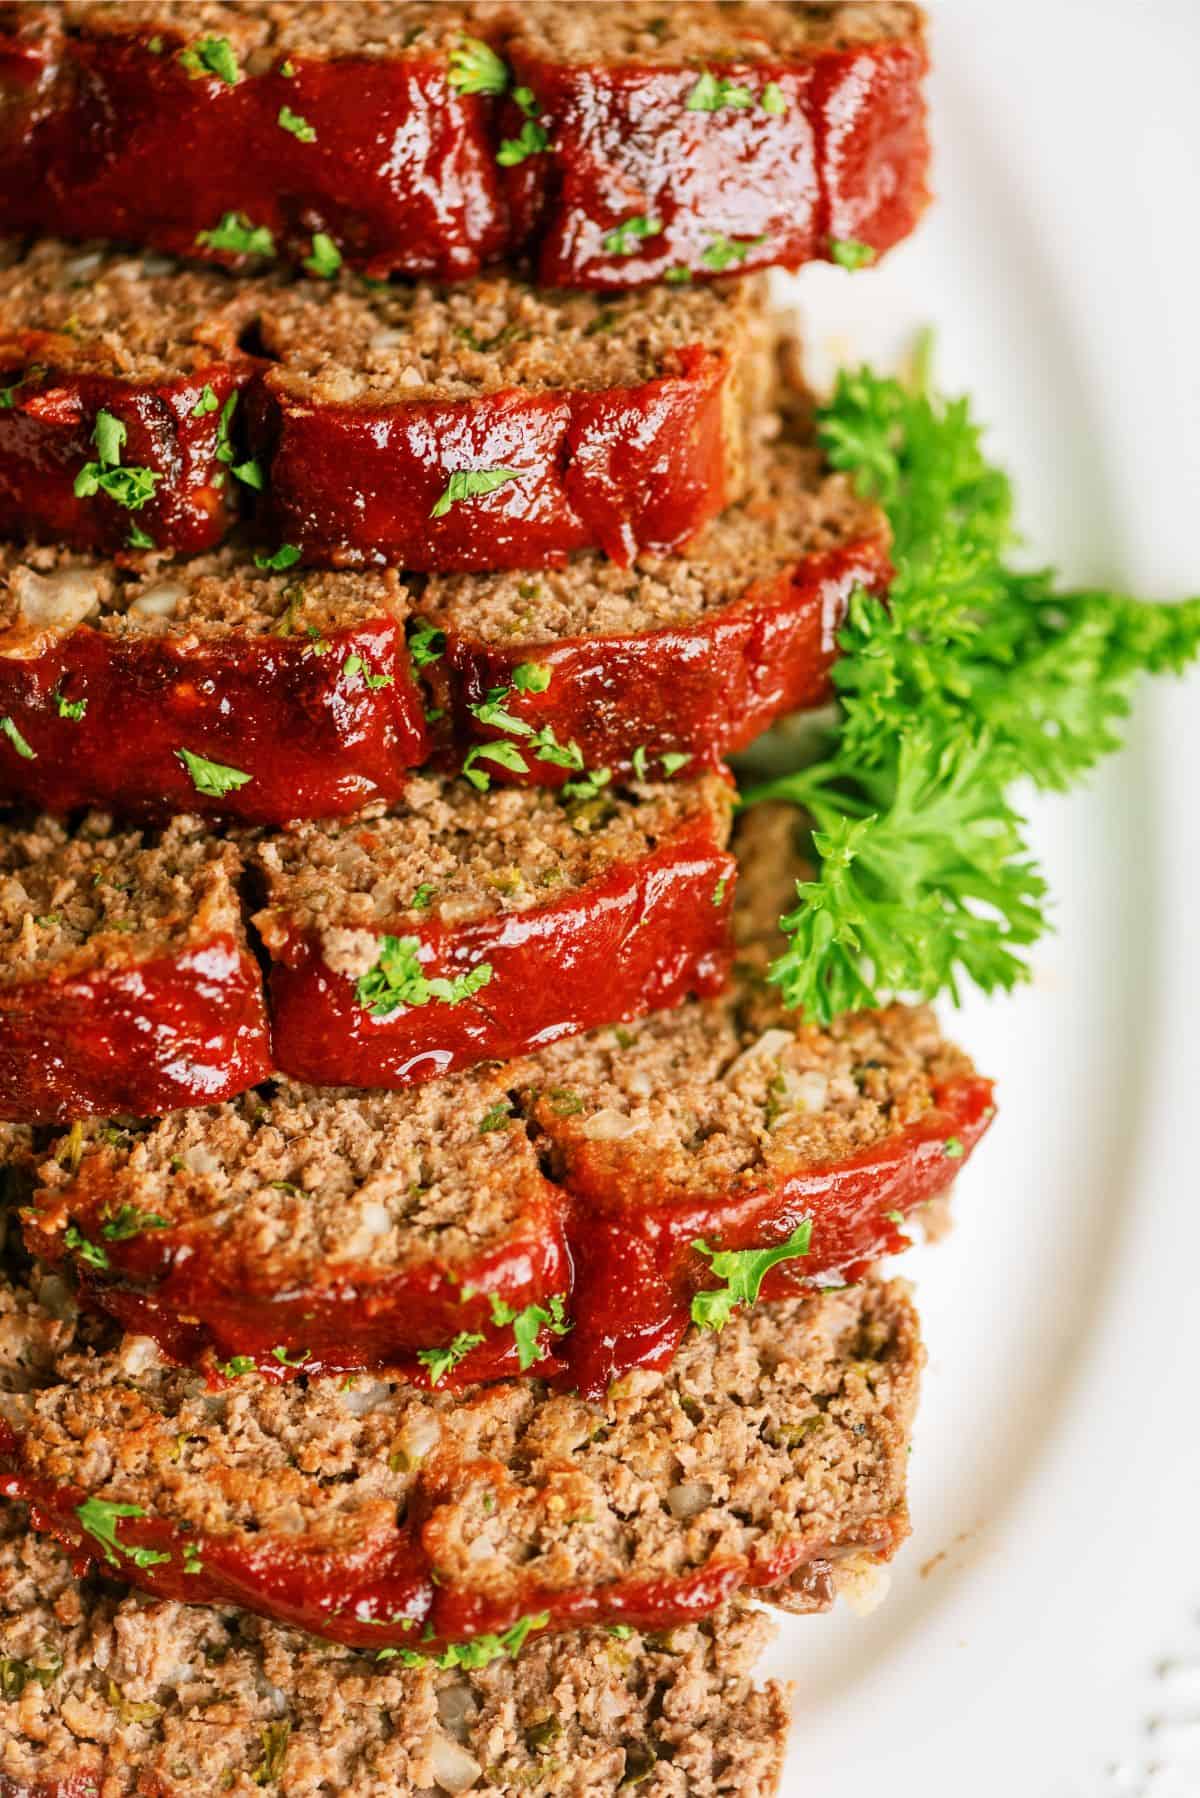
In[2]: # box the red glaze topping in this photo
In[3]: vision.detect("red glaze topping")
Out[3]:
[0,19,928,289]
[266,820,737,1089]
[248,346,734,571]
[0,939,272,1125]
[0,30,504,281]
[506,40,930,290]
[0,1448,903,1653]
[0,614,428,824]
[0,357,251,557]
[430,537,891,785]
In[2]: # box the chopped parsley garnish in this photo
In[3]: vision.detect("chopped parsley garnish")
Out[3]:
[462,739,528,787]
[829,237,877,271]
[512,660,552,693]
[278,103,316,141]
[431,466,523,518]
[127,522,155,549]
[884,1210,905,1225]
[943,1137,965,1158]
[700,233,767,271]
[304,231,342,278]
[192,384,219,417]
[562,765,611,803]
[496,112,549,167]
[690,1222,814,1330]
[529,724,583,770]
[175,747,252,797]
[409,882,435,909]
[685,70,753,111]
[470,686,529,734]
[355,934,493,1017]
[342,652,393,689]
[712,875,728,906]
[179,36,239,84]
[183,1541,203,1574]
[54,687,86,720]
[478,1101,512,1133]
[100,1205,170,1241]
[488,1292,571,1370]
[195,211,276,258]
[219,1356,256,1378]
[1,715,35,758]
[213,391,238,468]
[737,353,1200,1024]
[270,1346,311,1367]
[255,543,301,571]
[601,215,663,256]
[660,751,690,777]
[74,409,160,512]
[760,82,787,114]
[232,457,264,490]
[664,266,693,284]
[76,1497,171,1570]
[64,1223,109,1271]
[448,36,509,95]
[408,618,446,665]
[418,1330,485,1386]
[389,1612,549,1669]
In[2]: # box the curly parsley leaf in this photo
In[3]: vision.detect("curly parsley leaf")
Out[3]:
[690,1222,813,1330]
[738,356,1200,1024]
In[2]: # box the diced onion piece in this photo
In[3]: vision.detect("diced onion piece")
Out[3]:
[666,1480,714,1521]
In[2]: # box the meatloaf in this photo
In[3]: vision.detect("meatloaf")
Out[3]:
[0,1507,789,1798]
[420,425,891,786]
[0,542,428,824]
[0,2,929,290]
[0,240,773,567]
[0,812,270,1124]
[0,1250,919,1651]
[250,772,737,1090]
[23,1075,575,1387]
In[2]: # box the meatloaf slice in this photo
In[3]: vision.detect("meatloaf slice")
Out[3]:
[0,1253,919,1651]
[0,240,772,568]
[0,812,270,1123]
[523,993,993,1395]
[0,2,928,293]
[0,240,259,557]
[420,426,890,786]
[242,269,772,570]
[0,542,427,824]
[23,1075,574,1387]
[250,772,737,1090]
[0,1508,789,1798]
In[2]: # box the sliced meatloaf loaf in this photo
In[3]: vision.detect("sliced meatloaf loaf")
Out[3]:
[0,1507,789,1798]
[0,241,772,567]
[0,3,929,292]
[421,424,890,786]
[0,1250,919,1651]
[249,772,736,1090]
[23,1075,575,1387]
[0,813,270,1124]
[0,543,428,824]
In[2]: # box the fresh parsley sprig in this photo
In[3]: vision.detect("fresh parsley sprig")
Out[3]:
[740,356,1200,1025]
